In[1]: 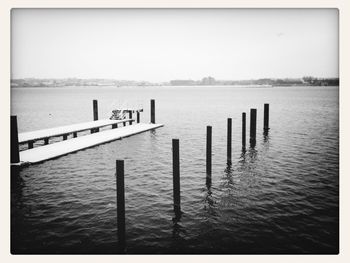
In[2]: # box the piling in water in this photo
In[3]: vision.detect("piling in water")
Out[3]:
[172,139,181,215]
[151,99,155,124]
[11,116,20,164]
[92,100,99,133]
[206,126,212,175]
[227,118,232,164]
[128,111,132,125]
[264,103,269,133]
[116,160,126,252]
[28,140,34,149]
[250,109,257,147]
[242,112,246,149]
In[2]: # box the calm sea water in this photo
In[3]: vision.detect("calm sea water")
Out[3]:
[11,85,339,254]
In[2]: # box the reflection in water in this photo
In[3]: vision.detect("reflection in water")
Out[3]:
[263,130,270,143]
[11,166,25,253]
[204,173,216,214]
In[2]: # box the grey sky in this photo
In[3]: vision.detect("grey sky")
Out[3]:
[11,9,338,81]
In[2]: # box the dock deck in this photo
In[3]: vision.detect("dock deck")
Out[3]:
[19,123,163,165]
[18,119,134,144]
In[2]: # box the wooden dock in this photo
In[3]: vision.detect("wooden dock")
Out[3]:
[10,99,163,166]
[18,119,134,144]
[19,123,163,165]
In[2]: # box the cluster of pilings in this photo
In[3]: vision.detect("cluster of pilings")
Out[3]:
[114,103,270,252]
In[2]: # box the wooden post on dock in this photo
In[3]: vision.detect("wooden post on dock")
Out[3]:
[206,126,212,175]
[250,109,257,147]
[116,160,126,252]
[150,99,155,124]
[242,112,246,149]
[137,112,140,123]
[264,103,269,133]
[172,139,181,215]
[11,116,20,164]
[92,100,99,133]
[128,111,132,125]
[28,141,34,149]
[227,118,232,164]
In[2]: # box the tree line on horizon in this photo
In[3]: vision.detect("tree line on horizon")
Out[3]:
[11,76,339,87]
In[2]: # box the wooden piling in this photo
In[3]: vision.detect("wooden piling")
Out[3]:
[28,140,34,149]
[11,116,20,164]
[128,111,132,125]
[250,109,257,146]
[242,112,246,149]
[264,103,269,132]
[92,100,99,133]
[73,132,77,138]
[172,139,181,214]
[44,138,49,145]
[150,99,155,124]
[227,118,232,164]
[206,126,212,175]
[137,112,140,123]
[116,160,126,251]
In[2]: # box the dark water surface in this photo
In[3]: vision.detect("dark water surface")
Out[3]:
[11,86,339,254]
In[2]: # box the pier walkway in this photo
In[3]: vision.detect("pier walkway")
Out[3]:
[18,119,134,144]
[19,123,163,165]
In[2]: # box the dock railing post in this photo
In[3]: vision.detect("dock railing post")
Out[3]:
[150,99,155,124]
[227,118,232,164]
[250,109,257,147]
[116,160,126,252]
[11,116,20,164]
[206,126,212,176]
[172,139,181,215]
[242,112,246,149]
[92,99,99,133]
[264,103,269,134]
[128,111,132,125]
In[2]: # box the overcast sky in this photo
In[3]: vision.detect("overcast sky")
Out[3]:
[11,9,338,81]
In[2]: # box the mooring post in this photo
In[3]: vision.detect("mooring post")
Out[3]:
[92,99,99,133]
[173,139,181,215]
[206,126,212,175]
[137,112,140,123]
[172,139,181,215]
[250,109,257,147]
[242,112,246,149]
[11,116,20,164]
[128,111,132,125]
[264,103,269,133]
[116,160,126,252]
[227,118,232,164]
[150,99,155,124]
[28,141,34,149]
